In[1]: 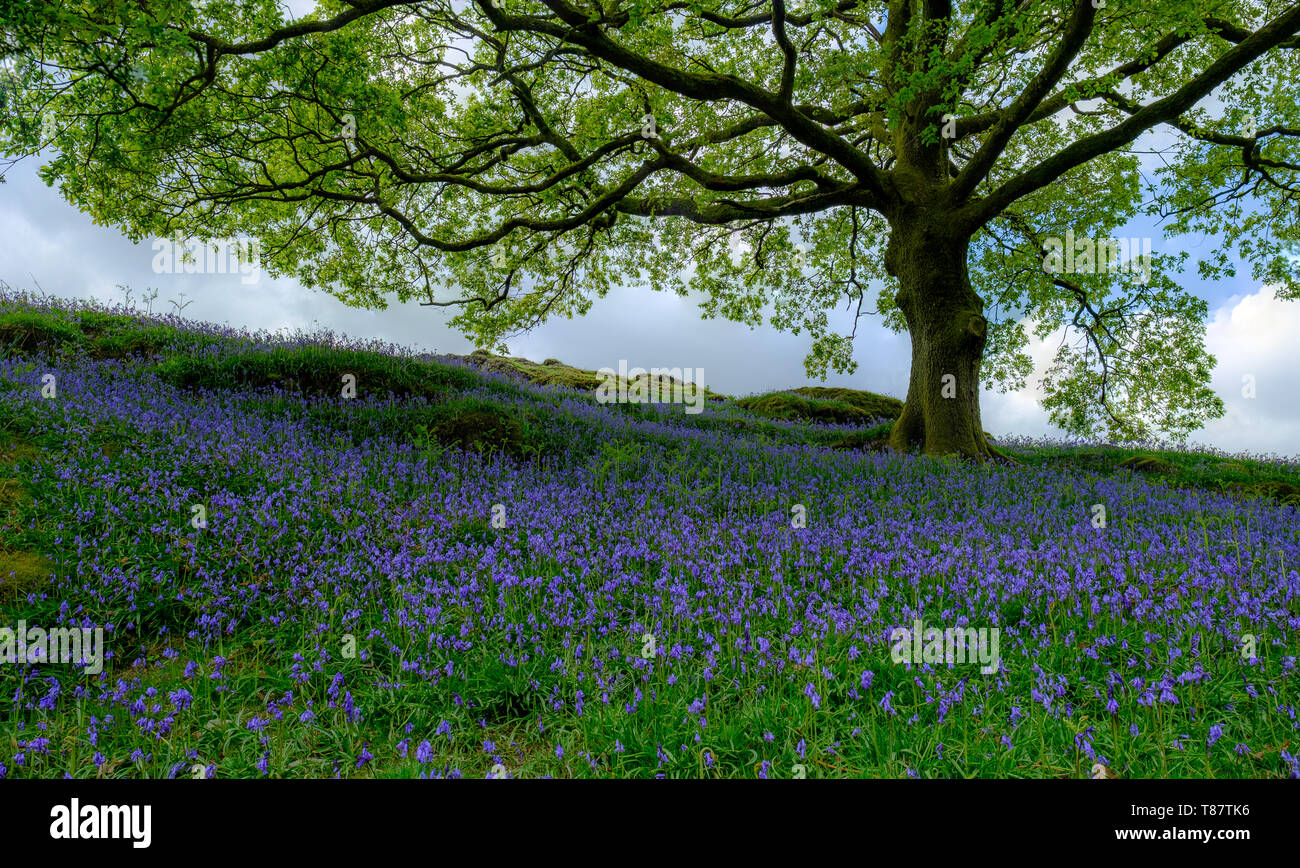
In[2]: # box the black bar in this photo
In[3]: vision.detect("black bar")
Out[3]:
[0,779,1285,856]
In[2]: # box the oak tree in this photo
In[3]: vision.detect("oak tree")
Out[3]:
[3,0,1298,458]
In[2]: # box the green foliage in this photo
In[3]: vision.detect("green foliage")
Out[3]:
[1117,454,1178,476]
[0,436,49,600]
[591,439,649,488]
[429,401,523,457]
[0,306,221,361]
[76,311,142,336]
[0,547,52,602]
[5,2,1293,443]
[0,310,84,357]
[153,345,477,400]
[829,422,895,451]
[736,391,880,425]
[90,325,180,359]
[787,386,905,421]
[1005,443,1300,507]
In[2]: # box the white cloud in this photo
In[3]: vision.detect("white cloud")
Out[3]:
[2,156,1296,458]
[980,321,1063,441]
[1193,284,1300,459]
[978,286,1300,458]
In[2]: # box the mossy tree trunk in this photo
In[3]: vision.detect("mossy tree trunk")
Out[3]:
[884,217,1001,462]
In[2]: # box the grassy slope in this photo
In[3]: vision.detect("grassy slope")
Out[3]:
[6,303,1297,503]
[2,296,1298,779]
[440,341,1300,504]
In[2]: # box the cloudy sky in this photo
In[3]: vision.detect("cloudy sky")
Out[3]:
[1,2,1296,459]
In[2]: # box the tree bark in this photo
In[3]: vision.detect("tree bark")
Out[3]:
[884,219,1003,462]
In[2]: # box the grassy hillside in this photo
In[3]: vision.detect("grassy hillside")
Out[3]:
[1,289,1298,779]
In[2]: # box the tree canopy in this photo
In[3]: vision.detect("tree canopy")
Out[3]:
[2,0,1298,450]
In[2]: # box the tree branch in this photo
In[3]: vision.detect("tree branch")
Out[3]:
[968,2,1300,226]
[949,0,1098,202]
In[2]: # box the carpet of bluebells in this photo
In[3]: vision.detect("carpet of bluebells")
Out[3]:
[1,298,1298,779]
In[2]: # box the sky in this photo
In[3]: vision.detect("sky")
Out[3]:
[1,2,1297,460]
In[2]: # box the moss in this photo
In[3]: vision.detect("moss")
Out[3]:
[0,548,53,601]
[1245,480,1300,505]
[432,407,523,456]
[0,434,41,466]
[452,351,730,400]
[1117,454,1178,475]
[154,346,476,399]
[830,423,894,451]
[90,326,177,359]
[543,370,602,390]
[0,476,26,511]
[0,311,84,357]
[76,311,139,334]
[788,386,906,421]
[517,362,600,391]
[736,392,873,425]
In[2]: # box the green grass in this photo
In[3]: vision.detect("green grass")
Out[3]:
[1,297,1297,779]
[0,310,85,358]
[153,344,479,400]
[736,390,880,425]
[0,306,225,362]
[787,386,906,420]
[1004,443,1300,507]
[454,350,731,401]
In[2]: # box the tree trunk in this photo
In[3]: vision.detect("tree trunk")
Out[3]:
[884,220,1002,462]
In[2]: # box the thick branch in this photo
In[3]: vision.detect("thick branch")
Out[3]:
[477,0,892,201]
[969,2,1300,225]
[949,0,1097,202]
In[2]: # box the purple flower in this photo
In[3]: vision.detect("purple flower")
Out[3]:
[879,691,896,715]
[1282,751,1299,779]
